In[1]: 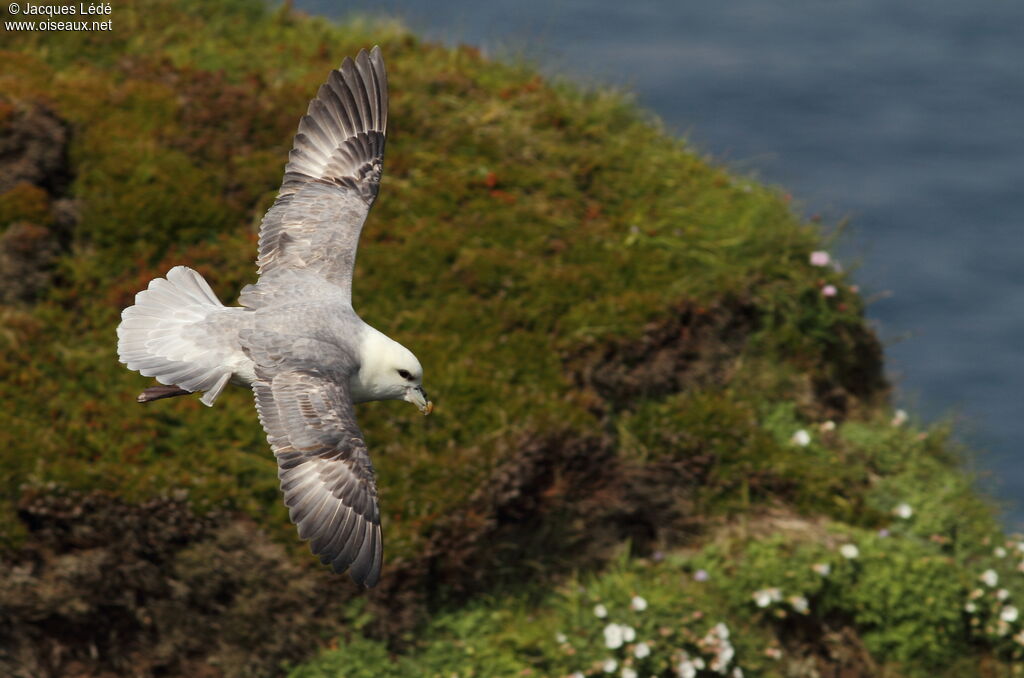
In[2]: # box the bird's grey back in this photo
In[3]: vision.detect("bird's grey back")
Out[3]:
[244,297,364,365]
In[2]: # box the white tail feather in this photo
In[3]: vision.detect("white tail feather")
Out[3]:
[117,266,240,407]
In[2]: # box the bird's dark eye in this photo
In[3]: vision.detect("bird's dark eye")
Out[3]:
[397,369,412,380]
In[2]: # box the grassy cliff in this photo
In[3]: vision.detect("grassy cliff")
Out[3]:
[0,2,1017,676]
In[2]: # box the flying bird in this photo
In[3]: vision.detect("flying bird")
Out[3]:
[116,47,430,588]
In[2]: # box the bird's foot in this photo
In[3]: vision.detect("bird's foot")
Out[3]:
[137,384,192,403]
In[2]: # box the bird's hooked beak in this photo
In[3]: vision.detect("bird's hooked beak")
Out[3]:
[404,385,433,415]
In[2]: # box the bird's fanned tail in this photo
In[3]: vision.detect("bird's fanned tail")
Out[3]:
[117,266,239,406]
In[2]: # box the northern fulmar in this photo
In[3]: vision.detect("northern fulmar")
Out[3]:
[116,46,430,588]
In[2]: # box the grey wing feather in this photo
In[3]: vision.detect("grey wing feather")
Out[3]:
[253,46,388,303]
[249,351,383,588]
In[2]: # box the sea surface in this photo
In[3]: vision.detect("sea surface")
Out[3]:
[297,0,1024,526]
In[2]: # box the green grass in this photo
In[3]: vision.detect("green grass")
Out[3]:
[289,553,779,678]
[0,1,1016,675]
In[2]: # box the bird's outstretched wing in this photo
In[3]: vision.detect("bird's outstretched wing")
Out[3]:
[248,342,383,587]
[251,46,388,305]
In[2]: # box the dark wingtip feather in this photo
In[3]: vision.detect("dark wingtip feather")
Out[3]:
[347,522,382,588]
[276,46,388,197]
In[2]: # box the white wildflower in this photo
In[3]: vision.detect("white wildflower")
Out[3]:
[692,657,705,670]
[732,669,744,678]
[753,587,782,608]
[820,420,836,432]
[812,562,831,576]
[702,623,734,672]
[981,569,999,587]
[604,623,625,649]
[1014,630,1024,646]
[710,642,735,672]
[594,604,608,618]
[995,546,1008,558]
[893,502,913,519]
[570,673,585,678]
[634,642,650,659]
[555,632,568,644]
[602,658,618,673]
[677,659,697,678]
[998,588,1011,601]
[840,543,860,559]
[891,409,908,427]
[791,429,811,446]
[622,625,636,643]
[1002,606,1019,623]
[621,668,637,678]
[765,647,783,660]
[789,595,810,614]
[965,602,978,613]
[630,595,648,611]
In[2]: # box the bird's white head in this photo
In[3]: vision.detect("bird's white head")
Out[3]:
[353,328,432,414]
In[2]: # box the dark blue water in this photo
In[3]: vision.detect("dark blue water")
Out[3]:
[297,0,1024,525]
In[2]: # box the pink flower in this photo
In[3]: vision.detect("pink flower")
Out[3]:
[809,251,831,267]
[822,285,838,297]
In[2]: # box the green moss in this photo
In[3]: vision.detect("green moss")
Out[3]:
[0,182,53,228]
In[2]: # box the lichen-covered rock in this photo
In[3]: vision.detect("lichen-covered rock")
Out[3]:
[0,101,71,195]
[0,101,76,302]
[0,489,361,678]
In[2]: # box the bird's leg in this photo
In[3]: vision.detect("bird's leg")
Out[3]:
[137,384,192,403]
